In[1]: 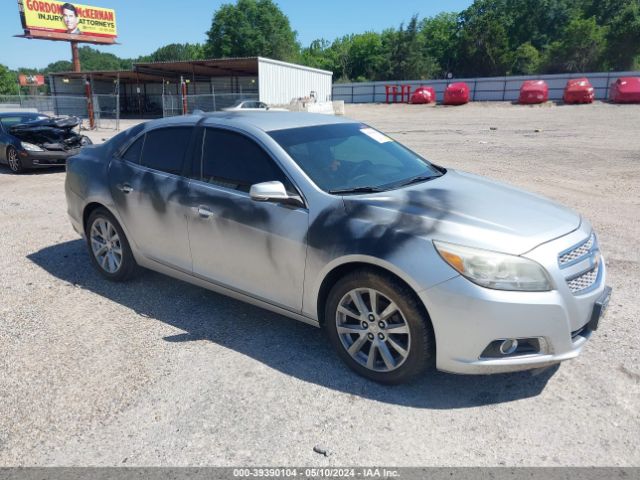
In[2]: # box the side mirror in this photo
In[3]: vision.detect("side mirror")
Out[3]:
[250,181,304,207]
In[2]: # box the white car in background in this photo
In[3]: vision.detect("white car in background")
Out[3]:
[223,100,288,112]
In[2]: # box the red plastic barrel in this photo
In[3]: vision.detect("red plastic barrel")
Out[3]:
[563,78,595,104]
[609,77,640,103]
[519,80,548,104]
[411,86,436,104]
[444,82,470,105]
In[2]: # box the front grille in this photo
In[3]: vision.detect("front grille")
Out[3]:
[566,264,599,294]
[559,234,595,267]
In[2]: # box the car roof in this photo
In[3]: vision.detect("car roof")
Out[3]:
[205,111,354,132]
[145,111,355,133]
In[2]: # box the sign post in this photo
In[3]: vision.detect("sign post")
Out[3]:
[71,41,80,72]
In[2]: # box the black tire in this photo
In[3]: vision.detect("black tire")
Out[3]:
[324,269,434,385]
[80,135,93,146]
[6,146,23,173]
[85,207,138,281]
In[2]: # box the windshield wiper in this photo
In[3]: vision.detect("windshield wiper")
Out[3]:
[395,174,440,188]
[328,186,386,194]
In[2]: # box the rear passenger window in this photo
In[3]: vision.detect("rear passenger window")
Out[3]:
[141,127,192,175]
[121,136,144,163]
[199,128,289,192]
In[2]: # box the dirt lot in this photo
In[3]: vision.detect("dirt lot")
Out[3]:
[1,102,639,466]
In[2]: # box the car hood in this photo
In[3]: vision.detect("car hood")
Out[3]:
[343,169,581,255]
[9,116,85,151]
[9,115,80,134]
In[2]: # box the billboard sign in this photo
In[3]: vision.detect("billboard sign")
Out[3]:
[18,0,117,43]
[18,74,46,86]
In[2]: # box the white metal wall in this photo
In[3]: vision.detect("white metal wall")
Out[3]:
[258,57,332,105]
[333,70,640,103]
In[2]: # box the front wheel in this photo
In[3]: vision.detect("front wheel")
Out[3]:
[6,146,23,173]
[324,270,434,384]
[86,208,138,281]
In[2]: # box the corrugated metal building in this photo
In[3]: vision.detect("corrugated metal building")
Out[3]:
[48,57,332,118]
[258,57,332,104]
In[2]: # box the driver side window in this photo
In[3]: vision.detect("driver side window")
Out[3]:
[197,128,292,193]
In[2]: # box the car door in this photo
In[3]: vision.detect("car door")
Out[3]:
[187,126,308,312]
[108,126,195,273]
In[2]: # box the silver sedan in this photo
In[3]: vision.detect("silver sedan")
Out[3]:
[64,112,611,384]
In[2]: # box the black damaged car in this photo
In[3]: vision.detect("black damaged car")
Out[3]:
[0,112,92,173]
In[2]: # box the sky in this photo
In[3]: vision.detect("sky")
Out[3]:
[2,0,473,70]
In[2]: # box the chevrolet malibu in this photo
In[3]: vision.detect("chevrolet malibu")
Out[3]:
[65,112,611,384]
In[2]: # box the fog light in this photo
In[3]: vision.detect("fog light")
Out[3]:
[480,338,544,359]
[499,339,519,355]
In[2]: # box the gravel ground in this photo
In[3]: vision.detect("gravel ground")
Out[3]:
[1,102,639,467]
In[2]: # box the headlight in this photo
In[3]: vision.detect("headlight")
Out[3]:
[21,142,44,152]
[433,240,552,291]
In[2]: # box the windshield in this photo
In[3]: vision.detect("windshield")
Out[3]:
[269,123,443,193]
[0,114,48,129]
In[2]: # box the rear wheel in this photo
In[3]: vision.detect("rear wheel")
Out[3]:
[86,208,138,281]
[324,270,434,384]
[6,146,23,173]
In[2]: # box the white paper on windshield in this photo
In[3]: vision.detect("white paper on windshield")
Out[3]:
[360,127,393,143]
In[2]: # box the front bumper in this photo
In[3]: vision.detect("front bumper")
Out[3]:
[564,92,595,104]
[519,91,547,104]
[19,148,80,168]
[421,223,610,374]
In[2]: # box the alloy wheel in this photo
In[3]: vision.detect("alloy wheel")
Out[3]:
[336,288,411,372]
[90,218,123,274]
[7,148,20,172]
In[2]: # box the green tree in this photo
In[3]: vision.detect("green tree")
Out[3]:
[383,15,437,80]
[82,47,132,70]
[349,32,385,81]
[456,0,513,76]
[503,0,579,50]
[43,60,73,73]
[420,12,459,77]
[141,43,206,63]
[328,36,354,81]
[300,39,337,73]
[603,1,640,70]
[511,42,541,74]
[205,0,299,61]
[543,16,607,72]
[0,64,19,95]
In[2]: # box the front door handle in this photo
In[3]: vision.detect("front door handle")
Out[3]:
[196,206,214,218]
[118,183,133,194]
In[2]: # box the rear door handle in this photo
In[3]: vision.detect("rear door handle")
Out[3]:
[118,183,133,194]
[196,206,214,218]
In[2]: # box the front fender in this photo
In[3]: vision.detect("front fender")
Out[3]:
[302,238,458,320]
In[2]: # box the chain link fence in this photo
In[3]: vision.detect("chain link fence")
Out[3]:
[93,94,119,130]
[0,94,119,130]
[0,92,261,129]
[162,93,259,117]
